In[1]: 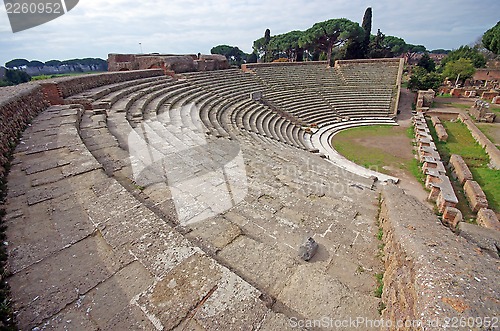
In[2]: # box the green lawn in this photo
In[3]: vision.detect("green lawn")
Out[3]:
[331,125,415,177]
[31,71,104,81]
[429,120,499,213]
[476,123,500,148]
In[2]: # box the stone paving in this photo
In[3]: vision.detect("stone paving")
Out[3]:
[5,98,384,329]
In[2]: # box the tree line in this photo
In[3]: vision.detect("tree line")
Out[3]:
[1,57,108,86]
[408,25,500,92]
[5,57,107,69]
[212,8,432,67]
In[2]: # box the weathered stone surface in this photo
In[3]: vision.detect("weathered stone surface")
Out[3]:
[186,216,242,252]
[442,206,462,229]
[217,235,298,296]
[278,264,380,324]
[464,180,489,212]
[298,237,318,261]
[458,222,500,259]
[135,253,222,330]
[128,227,202,279]
[380,185,499,330]
[6,193,94,273]
[8,234,126,329]
[476,208,500,231]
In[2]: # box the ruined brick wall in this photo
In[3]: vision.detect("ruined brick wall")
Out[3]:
[449,154,473,185]
[0,85,48,182]
[380,185,499,330]
[458,113,500,169]
[108,53,228,73]
[463,180,488,212]
[379,198,418,329]
[476,208,500,230]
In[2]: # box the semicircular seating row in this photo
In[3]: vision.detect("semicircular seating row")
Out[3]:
[72,63,399,158]
[72,70,316,152]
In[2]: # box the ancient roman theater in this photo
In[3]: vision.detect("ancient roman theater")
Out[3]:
[0,54,497,330]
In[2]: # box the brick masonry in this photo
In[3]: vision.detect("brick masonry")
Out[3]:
[463,180,489,213]
[449,154,473,185]
[476,208,500,231]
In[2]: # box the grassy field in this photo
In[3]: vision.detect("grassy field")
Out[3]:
[476,123,500,147]
[428,120,499,214]
[331,125,421,180]
[31,71,104,81]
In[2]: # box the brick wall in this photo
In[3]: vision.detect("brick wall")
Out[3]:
[0,85,48,180]
[463,180,488,212]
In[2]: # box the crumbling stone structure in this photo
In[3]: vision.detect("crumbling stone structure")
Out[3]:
[108,53,229,74]
[470,99,496,123]
[413,113,458,212]
[442,206,463,229]
[415,89,435,112]
[464,180,489,212]
[429,115,448,141]
[434,123,448,141]
[380,185,499,329]
[476,208,500,231]
[449,154,473,185]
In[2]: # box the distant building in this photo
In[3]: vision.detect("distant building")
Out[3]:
[107,53,229,74]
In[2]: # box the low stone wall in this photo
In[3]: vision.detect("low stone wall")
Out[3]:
[380,185,499,330]
[458,113,500,169]
[0,85,48,181]
[464,180,489,212]
[476,208,500,230]
[43,69,164,99]
[449,154,473,185]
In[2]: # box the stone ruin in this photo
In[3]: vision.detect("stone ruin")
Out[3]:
[477,208,500,231]
[464,180,489,213]
[107,53,229,74]
[449,154,473,185]
[1,61,498,330]
[442,206,463,229]
[430,115,448,141]
[449,155,499,231]
[470,98,496,123]
[415,89,435,112]
[413,113,458,212]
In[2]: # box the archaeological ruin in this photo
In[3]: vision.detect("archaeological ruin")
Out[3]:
[0,57,498,330]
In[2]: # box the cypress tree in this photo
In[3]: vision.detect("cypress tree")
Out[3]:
[361,7,372,58]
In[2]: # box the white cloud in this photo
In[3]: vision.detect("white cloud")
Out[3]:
[0,0,499,66]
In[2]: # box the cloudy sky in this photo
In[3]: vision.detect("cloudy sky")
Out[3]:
[0,0,499,66]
